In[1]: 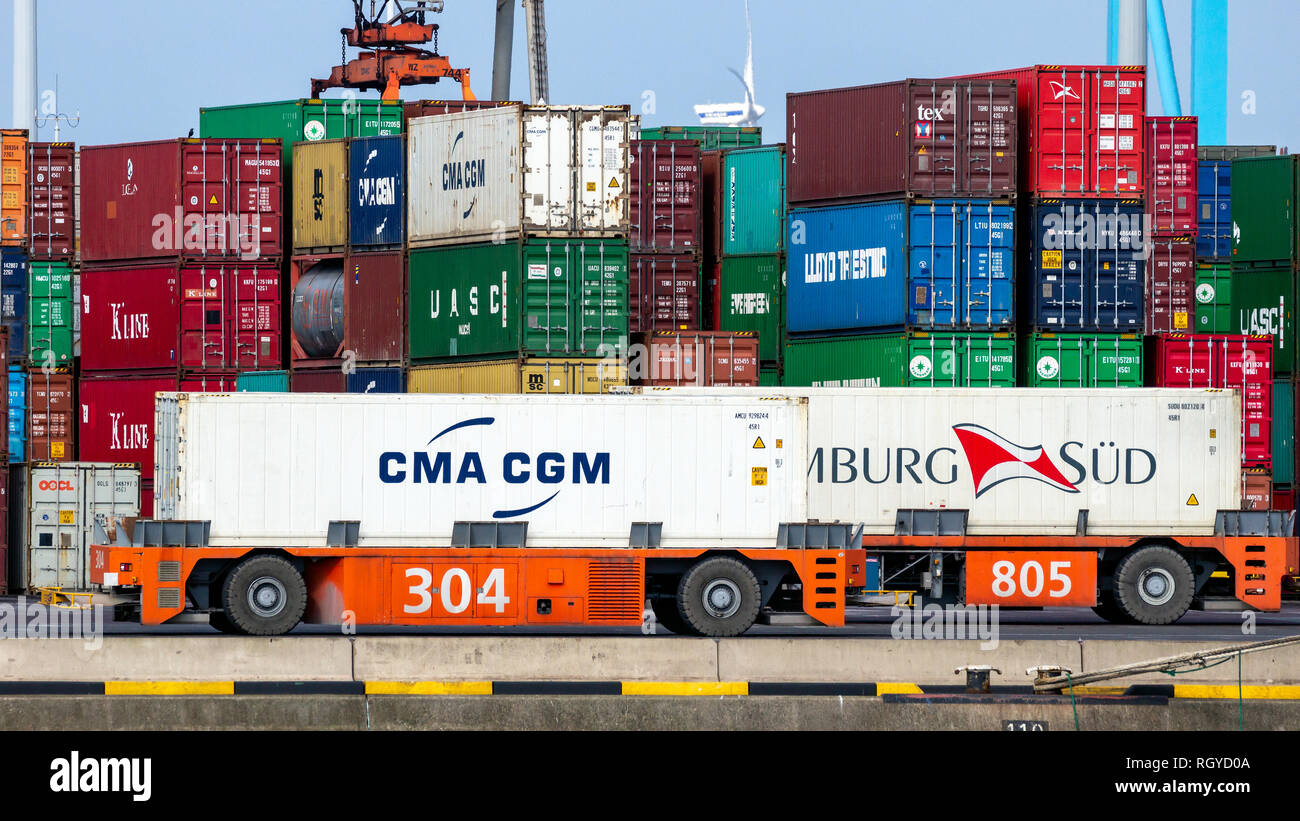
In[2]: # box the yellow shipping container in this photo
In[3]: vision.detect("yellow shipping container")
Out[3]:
[408,358,627,394]
[1,129,29,245]
[292,138,348,253]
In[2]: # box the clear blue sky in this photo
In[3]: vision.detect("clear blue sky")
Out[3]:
[2,0,1295,149]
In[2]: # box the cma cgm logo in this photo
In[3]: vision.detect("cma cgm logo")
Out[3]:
[443,130,487,220]
[356,149,397,208]
[810,424,1156,495]
[378,417,611,518]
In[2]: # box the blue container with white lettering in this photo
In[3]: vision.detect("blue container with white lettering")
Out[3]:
[1197,160,1231,259]
[349,135,405,249]
[786,199,1015,334]
[347,366,405,394]
[1,248,28,360]
[8,365,26,460]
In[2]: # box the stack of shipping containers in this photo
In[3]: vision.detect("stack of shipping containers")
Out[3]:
[783,78,1019,387]
[0,128,23,591]
[200,97,407,393]
[1227,150,1299,511]
[403,104,632,395]
[79,137,285,515]
[954,66,1147,389]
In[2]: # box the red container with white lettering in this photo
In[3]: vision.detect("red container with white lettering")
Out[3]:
[1145,116,1198,236]
[78,371,235,481]
[946,65,1146,197]
[27,367,75,462]
[1149,333,1273,469]
[80,138,283,264]
[632,330,760,386]
[80,262,281,373]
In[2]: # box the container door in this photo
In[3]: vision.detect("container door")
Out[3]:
[27,466,82,590]
[1,132,28,244]
[1032,201,1086,330]
[1196,162,1231,258]
[962,201,1014,328]
[180,266,228,370]
[523,109,575,233]
[1032,70,1089,195]
[575,109,629,234]
[1089,69,1145,195]
[907,82,961,197]
[523,241,573,355]
[1089,201,1145,332]
[1032,336,1087,387]
[908,202,959,328]
[573,241,627,356]
[1195,264,1231,333]
[84,466,141,579]
[229,263,281,371]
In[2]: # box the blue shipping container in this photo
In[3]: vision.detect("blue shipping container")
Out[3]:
[1197,160,1231,258]
[786,199,1014,334]
[349,135,405,248]
[347,366,404,394]
[1,249,27,360]
[1028,199,1145,333]
[7,366,25,460]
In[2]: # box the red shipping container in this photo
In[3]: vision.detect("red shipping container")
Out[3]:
[403,100,520,120]
[1243,470,1272,510]
[1145,116,1198,235]
[1151,333,1273,468]
[344,251,406,364]
[290,365,346,393]
[140,480,154,520]
[1273,486,1294,512]
[26,142,76,260]
[629,140,702,253]
[1145,237,1196,334]
[81,262,282,372]
[630,253,701,332]
[787,79,1018,205]
[948,65,1146,197]
[79,371,234,481]
[28,367,75,462]
[81,138,283,263]
[701,151,722,263]
[632,330,760,386]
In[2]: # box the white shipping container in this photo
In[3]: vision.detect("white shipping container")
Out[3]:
[25,462,141,590]
[155,393,806,548]
[616,388,1241,536]
[407,105,629,247]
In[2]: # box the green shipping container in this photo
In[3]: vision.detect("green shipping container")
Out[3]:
[199,98,404,170]
[719,254,784,362]
[784,331,1016,387]
[1230,265,1297,375]
[638,126,762,151]
[1274,378,1295,485]
[1019,333,1143,387]
[721,145,786,256]
[28,261,73,365]
[1195,262,1233,333]
[237,370,291,392]
[1229,155,1299,267]
[759,366,781,387]
[409,240,628,361]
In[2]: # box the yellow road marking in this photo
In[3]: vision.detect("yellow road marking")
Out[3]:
[104,681,234,695]
[621,681,748,696]
[365,681,493,695]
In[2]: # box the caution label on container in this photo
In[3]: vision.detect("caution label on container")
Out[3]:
[608,177,620,189]
[586,182,596,192]
[753,436,765,449]
[1187,493,1199,506]
[51,442,65,458]
[1041,250,1062,270]
[751,467,767,486]
[1174,312,1189,329]
[59,510,74,524]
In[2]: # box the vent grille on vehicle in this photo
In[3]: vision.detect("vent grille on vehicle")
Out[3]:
[157,588,181,609]
[586,560,642,622]
[157,561,181,582]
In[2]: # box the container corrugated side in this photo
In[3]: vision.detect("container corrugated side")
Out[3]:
[784,331,1016,387]
[638,126,761,151]
[27,142,75,260]
[292,139,349,253]
[1229,155,1299,267]
[1230,265,1296,375]
[1274,378,1294,486]
[1195,262,1232,333]
[199,98,404,171]
[1019,333,1143,387]
[722,145,786,255]
[236,370,290,392]
[156,392,808,549]
[1,130,28,246]
[348,135,405,249]
[613,386,1239,537]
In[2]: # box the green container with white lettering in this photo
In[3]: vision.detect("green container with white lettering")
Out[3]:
[719,254,784,363]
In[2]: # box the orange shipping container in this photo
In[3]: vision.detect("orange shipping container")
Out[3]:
[1,130,29,245]
[1243,470,1272,511]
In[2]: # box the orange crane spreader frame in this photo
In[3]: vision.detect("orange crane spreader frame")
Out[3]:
[311,0,475,102]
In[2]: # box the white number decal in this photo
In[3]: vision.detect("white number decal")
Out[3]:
[1019,561,1044,598]
[1049,561,1072,598]
[405,568,433,614]
[477,567,509,613]
[991,560,1016,597]
[441,567,473,614]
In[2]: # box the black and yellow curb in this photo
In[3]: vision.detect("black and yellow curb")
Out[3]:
[2,681,1300,698]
